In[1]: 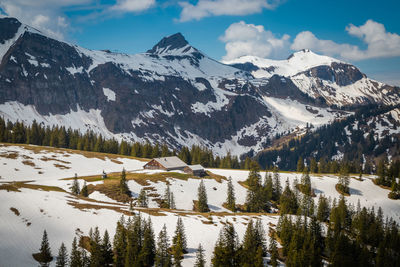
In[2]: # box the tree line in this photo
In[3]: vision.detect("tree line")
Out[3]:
[0,117,243,169]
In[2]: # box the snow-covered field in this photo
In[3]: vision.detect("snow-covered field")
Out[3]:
[0,144,398,266]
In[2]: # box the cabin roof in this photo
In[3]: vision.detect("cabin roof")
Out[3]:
[152,156,187,169]
[187,164,204,171]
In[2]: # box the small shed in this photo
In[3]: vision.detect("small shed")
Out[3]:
[184,164,206,177]
[143,156,188,171]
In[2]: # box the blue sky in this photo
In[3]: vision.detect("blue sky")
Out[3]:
[1,0,400,85]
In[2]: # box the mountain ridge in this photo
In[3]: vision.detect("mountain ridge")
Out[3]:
[0,17,399,158]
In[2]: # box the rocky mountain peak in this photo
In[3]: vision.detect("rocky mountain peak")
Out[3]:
[147,32,192,55]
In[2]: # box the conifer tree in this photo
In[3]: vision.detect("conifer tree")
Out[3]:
[113,216,127,267]
[138,188,149,207]
[316,194,330,222]
[155,224,172,267]
[170,192,176,209]
[279,179,298,215]
[35,230,53,267]
[162,184,174,209]
[300,170,312,196]
[241,220,258,265]
[245,162,265,212]
[197,180,209,212]
[119,168,130,195]
[337,165,350,194]
[90,226,103,266]
[211,223,239,267]
[172,217,187,253]
[101,230,113,266]
[263,172,273,200]
[80,181,88,197]
[71,174,80,195]
[269,230,278,267]
[272,168,282,202]
[194,244,205,267]
[139,217,156,267]
[226,176,236,211]
[56,242,68,267]
[70,237,82,267]
[297,157,304,172]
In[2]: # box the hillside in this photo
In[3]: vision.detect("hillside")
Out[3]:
[1,17,399,158]
[255,105,400,171]
[0,143,399,266]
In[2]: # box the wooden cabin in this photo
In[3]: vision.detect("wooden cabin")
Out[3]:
[143,156,188,171]
[184,165,206,177]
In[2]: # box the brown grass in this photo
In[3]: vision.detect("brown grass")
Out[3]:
[238,180,249,189]
[40,156,71,164]
[0,181,65,193]
[0,151,19,159]
[335,184,350,196]
[53,163,71,169]
[67,200,167,217]
[10,207,20,216]
[22,160,35,167]
[87,180,131,203]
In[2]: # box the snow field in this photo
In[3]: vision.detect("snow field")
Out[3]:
[1,145,399,266]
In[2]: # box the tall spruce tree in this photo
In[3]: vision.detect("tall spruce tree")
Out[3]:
[101,230,113,266]
[197,180,209,212]
[71,174,80,195]
[113,216,127,267]
[155,224,172,267]
[80,181,88,197]
[70,237,82,267]
[245,162,265,212]
[120,168,130,195]
[337,165,350,195]
[194,243,205,267]
[56,242,68,267]
[272,168,282,202]
[226,176,236,212]
[316,194,330,222]
[35,230,53,267]
[139,217,156,267]
[269,229,278,267]
[138,188,149,207]
[211,223,239,267]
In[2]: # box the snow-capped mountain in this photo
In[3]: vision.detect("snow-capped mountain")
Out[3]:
[226,49,400,107]
[0,17,399,157]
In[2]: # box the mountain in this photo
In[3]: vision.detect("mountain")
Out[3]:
[225,49,400,107]
[0,17,399,158]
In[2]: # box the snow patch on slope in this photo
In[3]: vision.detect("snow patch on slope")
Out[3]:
[103,87,116,102]
[0,101,115,139]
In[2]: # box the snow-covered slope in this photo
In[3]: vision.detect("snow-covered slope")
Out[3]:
[0,144,399,266]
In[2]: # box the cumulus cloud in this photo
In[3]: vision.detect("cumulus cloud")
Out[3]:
[0,0,92,39]
[220,21,290,61]
[0,0,156,39]
[178,0,282,22]
[292,20,400,61]
[109,0,155,13]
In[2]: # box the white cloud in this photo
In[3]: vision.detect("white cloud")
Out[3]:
[178,0,282,22]
[292,20,400,61]
[109,0,155,13]
[0,0,92,39]
[220,21,290,61]
[0,0,156,40]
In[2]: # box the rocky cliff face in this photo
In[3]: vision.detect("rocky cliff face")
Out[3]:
[0,17,399,157]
